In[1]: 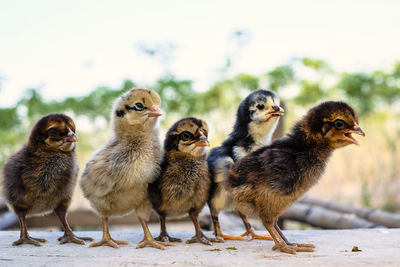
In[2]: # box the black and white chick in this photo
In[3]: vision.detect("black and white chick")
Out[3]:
[148,117,217,245]
[207,89,284,241]
[80,88,171,249]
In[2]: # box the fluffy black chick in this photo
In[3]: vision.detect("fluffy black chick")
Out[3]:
[207,89,284,241]
[2,114,92,246]
[225,101,365,254]
[149,117,216,245]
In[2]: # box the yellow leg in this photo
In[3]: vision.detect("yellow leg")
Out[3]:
[136,216,174,250]
[211,214,244,241]
[238,211,272,241]
[89,217,128,248]
[264,221,315,254]
[274,221,315,249]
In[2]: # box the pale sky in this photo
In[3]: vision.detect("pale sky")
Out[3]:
[1,0,399,107]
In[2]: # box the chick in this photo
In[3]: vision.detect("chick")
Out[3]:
[2,114,92,246]
[207,89,284,241]
[226,101,365,254]
[148,117,216,245]
[80,88,170,249]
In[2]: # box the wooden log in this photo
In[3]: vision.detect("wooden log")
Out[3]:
[281,202,385,229]
[0,211,18,230]
[0,196,8,213]
[299,195,400,228]
[271,100,285,141]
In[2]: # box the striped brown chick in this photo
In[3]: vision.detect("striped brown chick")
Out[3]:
[149,117,217,245]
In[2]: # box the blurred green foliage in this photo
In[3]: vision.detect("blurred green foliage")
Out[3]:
[266,65,295,92]
[0,58,400,168]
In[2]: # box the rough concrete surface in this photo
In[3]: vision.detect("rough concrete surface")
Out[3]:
[0,229,399,266]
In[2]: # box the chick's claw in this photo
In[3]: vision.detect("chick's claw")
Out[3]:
[77,236,94,242]
[136,239,173,250]
[206,236,224,243]
[110,238,129,245]
[213,235,225,243]
[240,230,273,241]
[89,237,128,248]
[59,236,84,245]
[156,240,175,247]
[272,244,315,254]
[186,234,213,246]
[288,242,315,248]
[89,239,119,249]
[58,233,94,245]
[30,237,47,243]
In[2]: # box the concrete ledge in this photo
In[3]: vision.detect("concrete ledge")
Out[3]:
[0,229,399,266]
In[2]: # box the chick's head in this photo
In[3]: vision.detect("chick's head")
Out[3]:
[164,117,209,157]
[113,88,162,131]
[28,113,77,152]
[239,89,284,124]
[305,101,365,148]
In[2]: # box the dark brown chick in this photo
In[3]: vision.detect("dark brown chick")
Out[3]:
[225,101,365,254]
[149,117,216,245]
[2,114,93,246]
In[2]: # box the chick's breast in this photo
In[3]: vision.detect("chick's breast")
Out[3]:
[80,139,161,217]
[3,149,78,217]
[158,159,210,217]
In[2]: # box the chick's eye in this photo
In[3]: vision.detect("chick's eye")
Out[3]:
[134,102,144,111]
[48,128,58,136]
[334,120,345,129]
[181,132,191,141]
[256,104,264,110]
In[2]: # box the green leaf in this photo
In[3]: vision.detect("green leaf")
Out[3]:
[351,246,362,252]
[205,248,222,252]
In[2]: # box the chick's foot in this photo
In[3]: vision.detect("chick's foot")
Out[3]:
[287,242,315,248]
[155,233,182,243]
[272,243,315,254]
[136,238,174,250]
[241,229,273,241]
[89,237,128,249]
[186,233,214,245]
[12,236,46,246]
[212,235,225,243]
[58,233,94,245]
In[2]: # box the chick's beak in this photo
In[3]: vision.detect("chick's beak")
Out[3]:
[148,105,163,117]
[344,125,365,146]
[353,126,366,137]
[194,133,210,147]
[64,131,77,143]
[268,105,285,117]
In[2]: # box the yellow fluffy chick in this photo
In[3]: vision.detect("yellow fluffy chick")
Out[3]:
[81,88,171,249]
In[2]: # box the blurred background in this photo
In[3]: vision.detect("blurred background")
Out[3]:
[0,0,399,232]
